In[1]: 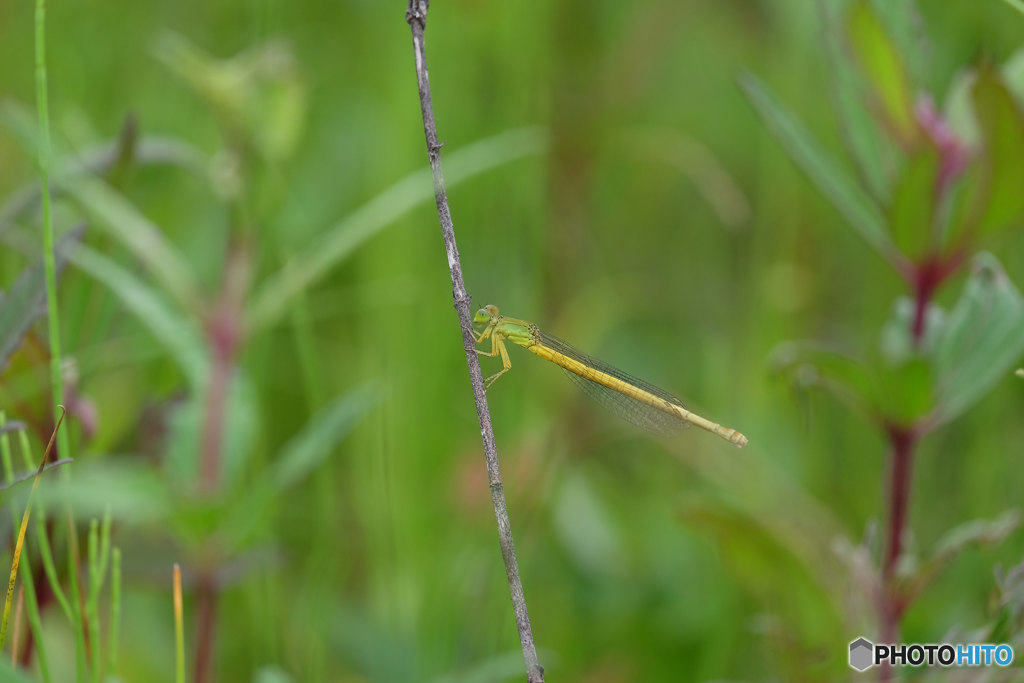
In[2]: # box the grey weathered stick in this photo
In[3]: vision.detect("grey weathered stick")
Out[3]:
[405,3,544,682]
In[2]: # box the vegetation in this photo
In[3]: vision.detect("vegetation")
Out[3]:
[0,1,1022,681]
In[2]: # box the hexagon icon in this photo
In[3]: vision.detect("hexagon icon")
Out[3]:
[849,637,874,671]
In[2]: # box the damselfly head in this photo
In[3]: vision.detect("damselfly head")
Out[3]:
[473,305,500,326]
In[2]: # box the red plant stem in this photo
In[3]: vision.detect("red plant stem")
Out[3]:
[199,243,247,494]
[195,244,246,683]
[199,350,231,492]
[883,427,916,584]
[880,424,917,680]
[193,573,217,683]
[199,294,241,493]
[911,262,939,343]
[910,252,965,344]
[195,332,230,683]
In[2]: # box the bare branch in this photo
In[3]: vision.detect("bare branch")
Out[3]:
[404,3,544,681]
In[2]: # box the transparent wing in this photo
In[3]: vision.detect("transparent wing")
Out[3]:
[538,331,689,434]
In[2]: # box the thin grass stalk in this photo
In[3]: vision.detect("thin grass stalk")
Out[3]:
[0,414,15,482]
[65,507,88,682]
[0,340,80,671]
[0,421,51,680]
[34,0,68,472]
[19,552,51,683]
[34,4,89,679]
[86,519,101,682]
[15,432,35,475]
[1,414,19,662]
[97,509,111,588]
[14,431,73,624]
[11,584,23,664]
[108,547,121,674]
[0,409,64,650]
[174,564,185,683]
[31,513,71,622]
[87,521,98,585]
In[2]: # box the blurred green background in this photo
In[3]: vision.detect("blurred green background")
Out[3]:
[1,1,1024,681]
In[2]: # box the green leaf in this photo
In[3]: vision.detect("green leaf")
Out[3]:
[739,73,894,260]
[878,297,944,364]
[0,101,204,313]
[888,147,940,257]
[776,304,943,426]
[246,127,548,332]
[1000,0,1024,20]
[1000,47,1024,105]
[329,606,421,681]
[221,383,378,549]
[66,179,204,313]
[867,0,927,85]
[873,298,940,426]
[944,49,1024,150]
[933,253,1024,424]
[876,356,934,426]
[970,64,1024,235]
[944,68,981,149]
[0,133,207,257]
[268,382,379,490]
[903,510,1020,605]
[0,224,83,371]
[818,0,891,201]
[155,34,308,162]
[845,1,919,146]
[69,244,207,386]
[165,369,258,489]
[681,502,810,595]
[26,461,170,523]
[0,658,35,683]
[931,510,1020,563]
[771,341,878,420]
[988,558,1024,644]
[679,498,847,642]
[553,473,625,575]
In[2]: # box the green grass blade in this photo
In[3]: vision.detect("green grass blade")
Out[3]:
[20,428,73,623]
[222,383,379,550]
[0,226,83,371]
[173,564,184,683]
[109,547,121,674]
[64,179,204,314]
[269,383,380,490]
[17,551,50,683]
[740,73,896,262]
[246,126,548,332]
[69,244,207,387]
[87,518,101,683]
